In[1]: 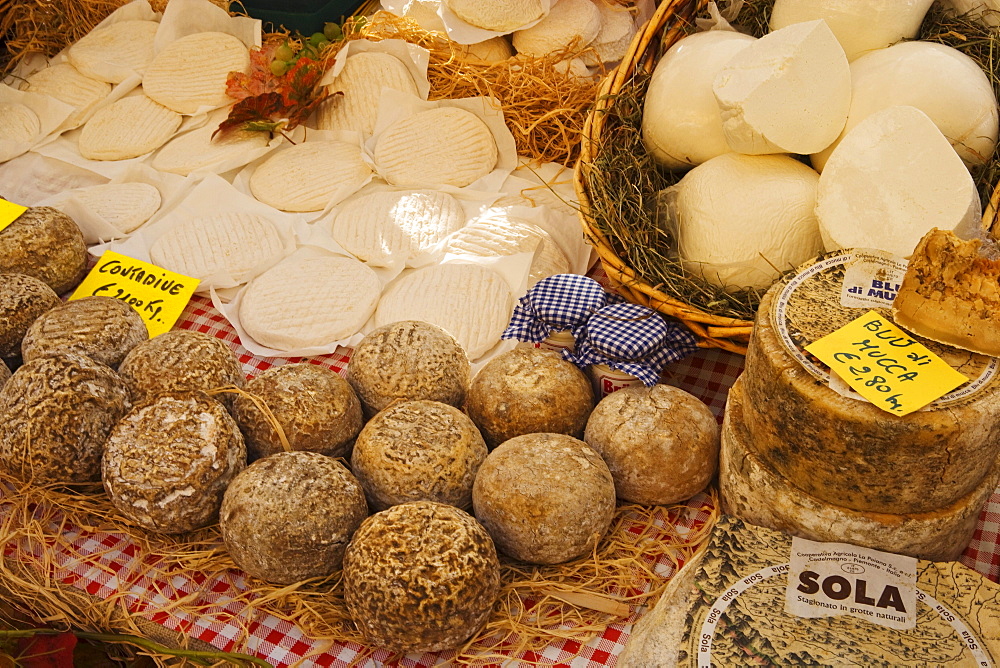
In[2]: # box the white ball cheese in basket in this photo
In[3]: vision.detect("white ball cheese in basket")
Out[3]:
[250,140,371,212]
[667,152,823,292]
[511,0,601,57]
[712,19,851,156]
[770,0,935,61]
[580,1,636,67]
[811,41,999,172]
[641,30,756,170]
[816,105,981,258]
[316,52,420,137]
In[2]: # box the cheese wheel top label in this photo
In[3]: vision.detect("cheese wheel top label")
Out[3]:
[772,250,998,409]
[69,250,199,337]
[0,198,28,234]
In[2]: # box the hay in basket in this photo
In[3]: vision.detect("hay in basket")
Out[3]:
[574,0,1000,355]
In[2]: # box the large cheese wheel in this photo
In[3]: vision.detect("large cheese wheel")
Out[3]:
[742,275,1000,515]
[720,377,998,562]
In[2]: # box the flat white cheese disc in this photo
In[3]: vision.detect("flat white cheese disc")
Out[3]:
[73,182,161,233]
[642,30,756,170]
[446,210,569,285]
[316,52,419,137]
[152,109,269,176]
[78,94,182,160]
[443,0,545,32]
[143,32,250,114]
[460,36,515,63]
[26,63,112,129]
[374,106,498,188]
[250,140,371,212]
[0,103,41,143]
[240,255,381,349]
[580,2,636,66]
[332,189,465,266]
[512,0,601,56]
[375,263,513,360]
[67,20,159,84]
[713,19,851,155]
[150,212,285,285]
[816,105,981,258]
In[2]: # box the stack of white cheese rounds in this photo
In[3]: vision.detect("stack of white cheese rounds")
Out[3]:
[640,0,999,294]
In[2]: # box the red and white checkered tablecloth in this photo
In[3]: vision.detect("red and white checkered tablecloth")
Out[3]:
[4,293,999,667]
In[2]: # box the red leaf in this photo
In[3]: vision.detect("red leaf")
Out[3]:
[214,92,286,138]
[16,632,77,668]
[225,43,280,101]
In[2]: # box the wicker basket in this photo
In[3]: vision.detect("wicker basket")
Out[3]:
[575,0,1000,356]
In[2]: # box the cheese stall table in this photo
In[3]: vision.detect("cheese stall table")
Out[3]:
[2,288,998,667]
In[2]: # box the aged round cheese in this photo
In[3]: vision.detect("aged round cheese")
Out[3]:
[0,103,40,144]
[0,273,61,364]
[347,320,471,417]
[78,94,182,161]
[0,353,130,483]
[0,360,9,388]
[118,329,245,406]
[220,451,368,584]
[742,260,1000,515]
[67,19,159,84]
[444,0,545,32]
[511,0,601,57]
[230,362,362,460]
[720,377,998,562]
[142,32,250,114]
[584,384,719,506]
[466,347,595,448]
[102,391,246,534]
[26,63,112,129]
[239,254,380,349]
[21,296,147,369]
[343,500,500,653]
[317,52,419,137]
[0,207,88,295]
[351,400,487,511]
[249,140,371,212]
[68,182,161,234]
[472,432,616,564]
[374,263,513,360]
[374,107,498,188]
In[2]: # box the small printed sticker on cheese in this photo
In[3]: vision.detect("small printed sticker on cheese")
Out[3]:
[26,63,112,129]
[78,94,182,161]
[317,52,419,137]
[73,183,161,234]
[67,20,159,84]
[143,32,250,114]
[250,140,372,212]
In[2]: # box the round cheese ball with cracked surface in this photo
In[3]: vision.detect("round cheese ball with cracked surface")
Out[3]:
[0,273,60,364]
[118,330,244,406]
[102,391,246,534]
[0,360,9,388]
[0,353,131,483]
[21,296,148,369]
[466,347,594,449]
[584,384,719,505]
[343,501,500,653]
[347,320,470,418]
[220,451,368,584]
[231,363,362,461]
[472,432,616,564]
[0,207,88,295]
[351,400,487,511]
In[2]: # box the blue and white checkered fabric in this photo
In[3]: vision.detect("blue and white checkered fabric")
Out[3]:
[563,302,699,386]
[501,274,611,343]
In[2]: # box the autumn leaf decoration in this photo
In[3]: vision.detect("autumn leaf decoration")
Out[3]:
[214,42,338,139]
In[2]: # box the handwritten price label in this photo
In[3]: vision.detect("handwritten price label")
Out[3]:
[69,250,199,337]
[0,198,28,234]
[805,311,968,416]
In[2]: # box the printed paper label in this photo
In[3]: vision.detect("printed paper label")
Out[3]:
[840,249,909,309]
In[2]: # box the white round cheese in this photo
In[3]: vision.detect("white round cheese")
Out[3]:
[811,41,999,171]
[240,255,381,349]
[374,107,498,188]
[332,189,465,266]
[152,109,269,176]
[71,182,161,234]
[78,94,182,161]
[511,0,601,57]
[459,36,515,63]
[375,263,513,360]
[770,0,934,61]
[0,103,40,144]
[443,0,545,32]
[250,140,372,212]
[317,52,419,137]
[142,32,250,114]
[713,19,851,155]
[816,105,981,258]
[67,20,159,84]
[670,152,823,291]
[641,30,756,170]
[149,212,285,286]
[26,63,111,129]
[580,1,636,66]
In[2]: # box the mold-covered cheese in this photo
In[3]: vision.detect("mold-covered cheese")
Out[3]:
[21,296,147,368]
[0,207,88,295]
[0,273,61,363]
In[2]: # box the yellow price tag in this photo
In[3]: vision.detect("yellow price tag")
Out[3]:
[805,311,969,416]
[0,198,28,234]
[69,250,200,338]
